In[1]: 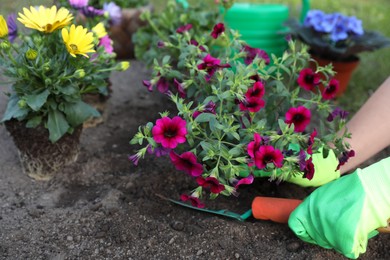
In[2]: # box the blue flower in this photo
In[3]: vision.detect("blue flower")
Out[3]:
[6,13,17,42]
[347,16,364,35]
[103,2,122,25]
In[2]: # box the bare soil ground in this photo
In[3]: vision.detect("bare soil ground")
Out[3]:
[0,60,389,260]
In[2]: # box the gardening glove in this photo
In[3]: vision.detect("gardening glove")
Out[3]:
[240,146,340,187]
[288,156,390,259]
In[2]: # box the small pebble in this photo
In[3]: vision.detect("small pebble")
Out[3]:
[170,221,184,231]
[286,241,302,252]
[235,253,240,259]
[196,249,203,256]
[67,236,73,241]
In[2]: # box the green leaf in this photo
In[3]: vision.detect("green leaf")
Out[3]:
[25,89,50,111]
[1,94,29,122]
[26,116,42,128]
[63,100,100,126]
[47,109,70,143]
[194,112,216,123]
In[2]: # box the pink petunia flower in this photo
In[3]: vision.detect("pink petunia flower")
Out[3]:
[243,45,270,65]
[246,81,265,99]
[169,151,203,177]
[210,23,225,39]
[69,0,89,9]
[180,194,205,208]
[307,128,317,155]
[176,24,193,34]
[297,68,321,91]
[239,97,265,113]
[197,54,230,81]
[302,157,315,180]
[247,133,262,158]
[322,78,339,100]
[254,145,284,169]
[98,35,113,54]
[173,78,186,98]
[196,177,225,194]
[142,80,153,92]
[156,77,169,93]
[152,116,187,149]
[234,174,254,189]
[285,106,311,132]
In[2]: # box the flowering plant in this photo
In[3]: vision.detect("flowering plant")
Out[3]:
[287,9,390,61]
[0,5,129,143]
[130,21,354,207]
[133,0,222,67]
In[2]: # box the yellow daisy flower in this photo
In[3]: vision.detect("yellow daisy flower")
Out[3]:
[0,15,8,38]
[17,6,73,33]
[62,24,96,58]
[92,22,107,39]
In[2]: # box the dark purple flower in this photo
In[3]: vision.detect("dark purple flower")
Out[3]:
[337,150,355,170]
[6,13,17,42]
[157,41,165,48]
[81,6,105,17]
[197,54,230,81]
[298,150,307,171]
[303,157,315,180]
[180,194,205,208]
[327,107,349,122]
[173,78,186,98]
[307,129,317,155]
[156,77,169,93]
[147,145,170,157]
[189,39,206,52]
[128,153,141,166]
[176,24,192,34]
[210,23,225,39]
[297,68,321,91]
[193,101,216,118]
[196,177,225,194]
[322,78,339,100]
[103,2,122,25]
[243,45,270,65]
[142,80,153,92]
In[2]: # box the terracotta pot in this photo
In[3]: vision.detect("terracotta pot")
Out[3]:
[4,120,82,181]
[310,54,360,97]
[109,5,153,60]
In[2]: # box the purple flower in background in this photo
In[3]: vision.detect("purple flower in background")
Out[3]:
[347,16,364,35]
[156,77,169,93]
[176,24,192,34]
[6,13,17,42]
[142,80,153,92]
[173,79,186,98]
[327,107,349,122]
[147,145,170,157]
[304,10,326,31]
[81,6,105,17]
[330,16,349,41]
[243,45,270,65]
[69,0,89,9]
[98,35,113,54]
[103,2,122,25]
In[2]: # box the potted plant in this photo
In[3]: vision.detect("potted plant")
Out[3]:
[129,21,354,207]
[286,9,390,97]
[0,5,129,180]
[56,0,153,59]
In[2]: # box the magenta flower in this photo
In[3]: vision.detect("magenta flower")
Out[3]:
[156,77,169,93]
[327,107,349,122]
[173,78,186,98]
[297,68,321,91]
[307,128,317,155]
[69,0,89,9]
[303,157,315,180]
[322,78,339,100]
[6,13,17,42]
[247,133,262,158]
[246,81,265,99]
[193,101,216,118]
[337,150,355,170]
[196,177,225,194]
[285,106,311,132]
[152,116,187,149]
[147,145,170,157]
[197,54,230,81]
[239,97,265,113]
[254,145,284,169]
[180,194,205,208]
[189,39,206,52]
[234,174,254,189]
[103,2,122,25]
[98,35,113,54]
[210,23,225,39]
[176,24,193,34]
[169,151,203,177]
[128,153,141,166]
[142,80,153,92]
[243,45,270,65]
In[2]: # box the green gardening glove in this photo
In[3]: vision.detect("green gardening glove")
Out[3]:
[288,156,390,259]
[240,146,340,187]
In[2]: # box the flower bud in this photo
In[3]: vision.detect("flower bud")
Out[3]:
[45,78,52,85]
[17,68,28,78]
[33,35,42,45]
[25,49,38,60]
[17,99,26,108]
[74,69,85,78]
[0,40,10,50]
[116,61,130,71]
[42,63,50,72]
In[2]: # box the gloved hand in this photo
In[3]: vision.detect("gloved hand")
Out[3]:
[288,157,390,259]
[240,146,340,187]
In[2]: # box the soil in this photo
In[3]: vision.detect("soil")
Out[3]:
[0,60,389,260]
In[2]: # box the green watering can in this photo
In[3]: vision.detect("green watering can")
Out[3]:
[223,0,310,57]
[177,0,310,57]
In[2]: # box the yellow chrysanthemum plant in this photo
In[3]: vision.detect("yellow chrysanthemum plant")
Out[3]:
[0,6,130,143]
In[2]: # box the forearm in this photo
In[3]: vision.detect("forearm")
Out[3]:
[340,76,390,174]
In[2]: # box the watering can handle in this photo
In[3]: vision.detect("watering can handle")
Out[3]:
[300,0,311,23]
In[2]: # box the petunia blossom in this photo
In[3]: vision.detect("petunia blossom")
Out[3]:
[152,116,187,149]
[322,78,339,100]
[193,101,216,118]
[80,6,105,17]
[307,128,317,155]
[180,194,205,208]
[170,151,203,177]
[243,45,270,65]
[210,23,225,39]
[196,176,225,194]
[297,68,321,91]
[197,54,230,81]
[245,81,265,99]
[303,157,315,180]
[189,39,206,52]
[176,24,192,34]
[337,150,355,170]
[173,78,186,98]
[247,133,262,158]
[234,174,254,189]
[254,145,284,169]
[156,77,169,93]
[285,106,311,132]
[142,80,153,92]
[327,107,349,122]
[239,97,265,113]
